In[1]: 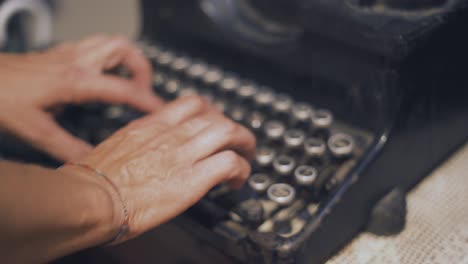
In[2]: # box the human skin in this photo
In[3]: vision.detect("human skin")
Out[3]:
[0,36,256,263]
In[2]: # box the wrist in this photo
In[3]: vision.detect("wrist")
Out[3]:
[58,164,124,245]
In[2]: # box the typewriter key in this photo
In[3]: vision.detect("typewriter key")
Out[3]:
[248,173,273,193]
[201,67,223,88]
[237,82,258,104]
[105,105,125,120]
[145,45,162,59]
[328,133,355,159]
[219,74,241,95]
[305,138,327,157]
[246,111,266,132]
[294,165,318,186]
[169,56,191,75]
[311,109,334,138]
[254,87,275,110]
[273,94,293,113]
[229,106,248,123]
[284,129,306,150]
[152,72,166,92]
[267,183,296,205]
[154,51,175,69]
[264,120,286,142]
[255,146,277,167]
[291,103,314,128]
[186,61,208,81]
[273,155,297,176]
[163,79,181,99]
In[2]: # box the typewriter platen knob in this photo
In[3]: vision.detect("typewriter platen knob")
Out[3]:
[249,173,273,193]
[295,165,318,186]
[328,133,355,158]
[267,183,296,206]
[273,155,296,175]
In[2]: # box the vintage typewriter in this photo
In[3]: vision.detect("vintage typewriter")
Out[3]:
[3,0,468,263]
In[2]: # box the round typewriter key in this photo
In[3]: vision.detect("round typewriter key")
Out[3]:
[304,137,327,157]
[152,72,166,91]
[155,51,175,69]
[105,105,125,120]
[249,173,273,193]
[255,146,276,167]
[267,183,296,205]
[273,94,293,113]
[219,74,240,94]
[145,45,162,59]
[254,87,275,109]
[186,61,208,81]
[237,82,258,103]
[273,155,297,176]
[201,67,223,88]
[247,111,266,132]
[294,165,318,186]
[328,133,355,158]
[284,129,306,150]
[229,106,247,123]
[163,79,181,99]
[292,103,314,123]
[169,56,191,74]
[264,120,286,141]
[311,109,334,129]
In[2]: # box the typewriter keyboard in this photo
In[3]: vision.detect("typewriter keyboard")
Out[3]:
[56,41,371,240]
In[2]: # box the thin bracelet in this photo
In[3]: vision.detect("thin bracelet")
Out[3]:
[62,162,129,245]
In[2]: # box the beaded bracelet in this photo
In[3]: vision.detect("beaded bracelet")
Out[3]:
[62,162,129,245]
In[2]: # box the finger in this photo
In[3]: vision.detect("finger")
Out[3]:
[96,96,211,155]
[140,111,225,155]
[181,119,256,162]
[193,150,251,190]
[71,75,163,113]
[84,36,152,91]
[124,96,210,132]
[13,110,93,162]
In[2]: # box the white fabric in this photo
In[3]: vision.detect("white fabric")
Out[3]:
[328,143,468,264]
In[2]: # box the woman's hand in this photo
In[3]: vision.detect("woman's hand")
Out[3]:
[61,96,256,243]
[0,35,163,162]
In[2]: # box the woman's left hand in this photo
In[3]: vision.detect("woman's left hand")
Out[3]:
[0,35,163,161]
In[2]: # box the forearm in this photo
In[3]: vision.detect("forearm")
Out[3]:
[0,161,119,263]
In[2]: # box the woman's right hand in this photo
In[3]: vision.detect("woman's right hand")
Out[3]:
[60,96,256,243]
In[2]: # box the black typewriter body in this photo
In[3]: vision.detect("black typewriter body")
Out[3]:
[3,1,468,264]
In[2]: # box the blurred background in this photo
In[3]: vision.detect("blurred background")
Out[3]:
[53,0,139,41]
